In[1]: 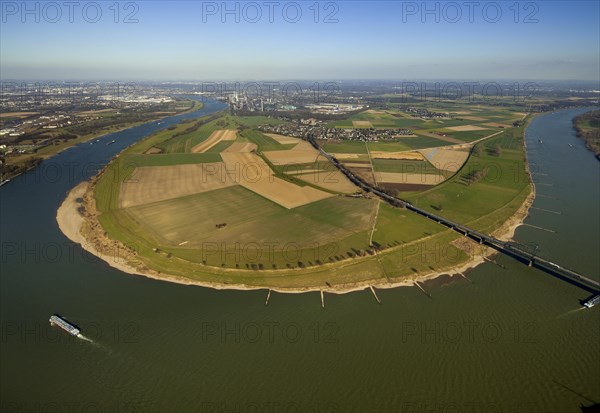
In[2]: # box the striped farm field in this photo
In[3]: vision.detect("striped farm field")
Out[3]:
[446,125,489,132]
[119,163,236,208]
[222,142,257,153]
[219,151,333,208]
[263,148,325,165]
[191,129,237,153]
[264,133,301,145]
[352,120,373,128]
[293,169,360,194]
[331,153,361,159]
[369,151,425,160]
[419,147,470,172]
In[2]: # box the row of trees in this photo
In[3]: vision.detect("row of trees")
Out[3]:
[462,167,489,186]
[0,156,42,178]
[473,143,502,157]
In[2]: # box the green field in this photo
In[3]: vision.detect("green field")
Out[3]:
[433,129,495,143]
[122,187,378,268]
[326,105,521,134]
[87,108,533,289]
[322,141,368,154]
[404,127,531,231]
[373,202,446,246]
[329,110,430,129]
[366,142,410,152]
[234,116,287,127]
[204,140,234,153]
[124,153,222,167]
[372,159,441,174]
[403,136,454,149]
[241,129,293,152]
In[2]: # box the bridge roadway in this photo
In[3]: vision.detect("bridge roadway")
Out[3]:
[308,137,600,294]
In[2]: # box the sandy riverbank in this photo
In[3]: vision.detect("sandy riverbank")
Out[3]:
[57,173,535,295]
[56,181,233,289]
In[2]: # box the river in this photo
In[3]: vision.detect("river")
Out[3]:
[1,103,598,413]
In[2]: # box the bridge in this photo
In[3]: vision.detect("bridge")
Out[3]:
[308,136,600,294]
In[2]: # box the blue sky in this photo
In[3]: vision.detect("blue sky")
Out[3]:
[1,1,599,80]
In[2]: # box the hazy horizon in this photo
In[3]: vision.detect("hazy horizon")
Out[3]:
[2,1,599,81]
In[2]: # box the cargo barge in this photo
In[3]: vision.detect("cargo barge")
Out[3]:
[49,315,81,336]
[582,295,600,308]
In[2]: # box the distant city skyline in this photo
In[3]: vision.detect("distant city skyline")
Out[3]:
[1,1,599,81]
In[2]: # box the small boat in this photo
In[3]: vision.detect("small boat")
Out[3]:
[538,139,543,143]
[568,143,574,148]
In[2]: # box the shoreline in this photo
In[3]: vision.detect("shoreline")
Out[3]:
[56,111,536,295]
[57,177,535,295]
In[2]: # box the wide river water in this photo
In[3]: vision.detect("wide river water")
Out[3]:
[1,102,598,413]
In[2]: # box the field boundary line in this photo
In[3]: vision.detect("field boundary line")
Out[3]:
[369,199,381,246]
